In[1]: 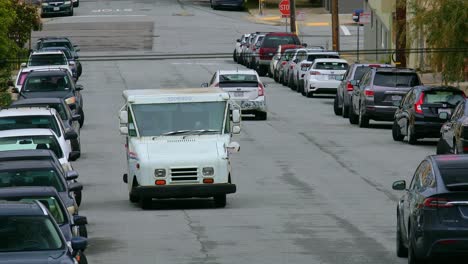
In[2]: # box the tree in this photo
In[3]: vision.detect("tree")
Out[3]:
[407,0,468,83]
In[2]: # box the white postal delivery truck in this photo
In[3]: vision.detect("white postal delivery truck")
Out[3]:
[119,88,241,209]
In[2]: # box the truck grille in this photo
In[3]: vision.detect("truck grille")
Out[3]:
[171,168,198,182]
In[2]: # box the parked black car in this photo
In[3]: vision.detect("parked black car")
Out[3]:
[11,98,82,155]
[349,67,421,127]
[0,201,87,264]
[15,69,85,127]
[393,86,465,144]
[334,63,392,117]
[41,0,74,17]
[437,98,468,154]
[393,155,468,263]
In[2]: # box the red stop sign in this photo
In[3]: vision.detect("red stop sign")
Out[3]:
[279,0,290,16]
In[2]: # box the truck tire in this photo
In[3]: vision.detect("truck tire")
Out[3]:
[256,111,267,120]
[214,194,226,208]
[140,197,152,210]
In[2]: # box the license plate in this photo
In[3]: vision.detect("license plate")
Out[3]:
[231,92,243,97]
[334,75,343,80]
[438,108,451,115]
[53,7,60,11]
[392,95,402,101]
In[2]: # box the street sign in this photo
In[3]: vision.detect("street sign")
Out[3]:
[359,12,371,24]
[279,0,290,17]
[297,11,305,21]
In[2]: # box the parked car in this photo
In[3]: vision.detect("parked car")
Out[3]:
[256,32,302,76]
[274,49,297,84]
[248,34,266,69]
[204,69,267,120]
[334,63,393,117]
[24,51,75,80]
[11,98,82,156]
[393,86,465,145]
[41,0,74,17]
[392,155,468,264]
[349,68,421,127]
[239,34,257,66]
[287,47,332,91]
[436,98,468,154]
[303,58,349,97]
[0,186,88,239]
[40,46,81,79]
[234,34,250,63]
[269,44,303,79]
[35,37,82,76]
[210,0,244,10]
[16,69,85,127]
[0,107,80,157]
[0,201,87,264]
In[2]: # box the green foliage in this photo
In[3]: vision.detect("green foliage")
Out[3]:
[407,0,468,83]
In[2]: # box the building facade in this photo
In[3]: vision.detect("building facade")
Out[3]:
[322,0,364,14]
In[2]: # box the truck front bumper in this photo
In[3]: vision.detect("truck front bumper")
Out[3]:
[133,183,236,199]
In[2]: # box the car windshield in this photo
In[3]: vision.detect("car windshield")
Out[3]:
[0,116,60,137]
[439,167,468,187]
[262,36,299,48]
[29,54,67,66]
[18,197,65,225]
[0,216,64,252]
[132,102,226,137]
[0,169,64,192]
[374,72,420,87]
[23,75,71,92]
[423,91,464,105]
[219,74,258,87]
[306,54,339,62]
[0,135,63,159]
[314,62,348,70]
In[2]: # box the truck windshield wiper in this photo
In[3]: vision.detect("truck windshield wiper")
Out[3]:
[193,129,220,135]
[161,130,191,136]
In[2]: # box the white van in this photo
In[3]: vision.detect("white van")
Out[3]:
[119,88,241,209]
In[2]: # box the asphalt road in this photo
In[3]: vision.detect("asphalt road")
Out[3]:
[33,0,435,263]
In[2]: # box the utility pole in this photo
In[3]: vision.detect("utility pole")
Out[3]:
[395,0,407,67]
[331,0,340,51]
[290,0,297,34]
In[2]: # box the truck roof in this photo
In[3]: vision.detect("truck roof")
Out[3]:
[123,88,230,104]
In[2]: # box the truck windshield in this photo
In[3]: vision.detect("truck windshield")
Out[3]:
[132,102,226,136]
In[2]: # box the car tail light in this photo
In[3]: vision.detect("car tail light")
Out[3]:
[258,83,264,96]
[259,48,268,60]
[346,81,354,91]
[414,92,424,114]
[281,61,287,66]
[421,197,454,208]
[301,63,311,69]
[364,89,374,98]
[309,71,321,75]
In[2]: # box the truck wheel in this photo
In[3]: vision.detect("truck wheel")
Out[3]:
[140,197,152,209]
[129,192,139,203]
[78,224,88,238]
[256,111,267,120]
[214,195,226,208]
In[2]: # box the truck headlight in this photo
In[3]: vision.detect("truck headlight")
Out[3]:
[154,169,166,177]
[202,167,214,176]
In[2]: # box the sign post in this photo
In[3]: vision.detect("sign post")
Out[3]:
[279,0,290,33]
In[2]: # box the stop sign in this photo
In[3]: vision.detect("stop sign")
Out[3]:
[279,0,290,16]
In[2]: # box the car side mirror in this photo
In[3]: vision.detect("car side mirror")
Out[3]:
[71,237,87,252]
[65,170,79,181]
[20,63,27,68]
[75,85,83,91]
[7,80,13,87]
[227,141,240,153]
[119,110,128,125]
[74,55,79,59]
[392,180,406,191]
[73,215,88,226]
[69,151,80,161]
[72,114,81,121]
[439,112,450,120]
[69,182,83,192]
[302,43,308,47]
[232,109,241,123]
[11,87,19,94]
[64,130,78,140]
[201,82,209,87]
[236,39,241,43]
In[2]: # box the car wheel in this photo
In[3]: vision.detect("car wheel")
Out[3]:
[233,50,237,62]
[214,194,226,208]
[396,212,408,258]
[78,224,88,238]
[407,124,417,145]
[256,111,267,120]
[74,191,82,207]
[392,121,404,141]
[358,107,369,128]
[342,103,349,118]
[78,109,84,128]
[69,7,74,16]
[301,81,307,96]
[139,197,152,209]
[289,75,296,90]
[77,252,88,264]
[73,0,79,7]
[333,94,342,116]
[349,106,359,124]
[436,138,447,154]
[408,228,424,264]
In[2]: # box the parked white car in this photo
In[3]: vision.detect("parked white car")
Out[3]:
[303,58,349,97]
[205,69,267,120]
[234,33,250,63]
[0,128,79,171]
[24,50,76,80]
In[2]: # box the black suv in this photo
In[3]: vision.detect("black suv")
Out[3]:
[16,69,85,127]
[349,67,421,127]
[0,201,87,264]
[393,86,465,144]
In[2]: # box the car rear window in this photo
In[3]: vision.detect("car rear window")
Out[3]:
[424,91,464,105]
[373,72,420,87]
[353,67,371,80]
[0,116,60,136]
[314,62,348,70]
[306,54,339,62]
[219,74,258,88]
[23,75,71,92]
[0,135,63,159]
[439,167,468,190]
[0,169,64,192]
[262,36,300,48]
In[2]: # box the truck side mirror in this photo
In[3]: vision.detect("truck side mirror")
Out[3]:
[232,109,241,123]
[120,126,129,135]
[231,125,241,134]
[119,110,128,124]
[227,141,240,153]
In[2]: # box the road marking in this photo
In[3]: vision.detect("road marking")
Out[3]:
[256,16,281,21]
[305,22,329,26]
[92,8,133,12]
[73,15,147,18]
[340,25,351,36]
[171,62,223,65]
